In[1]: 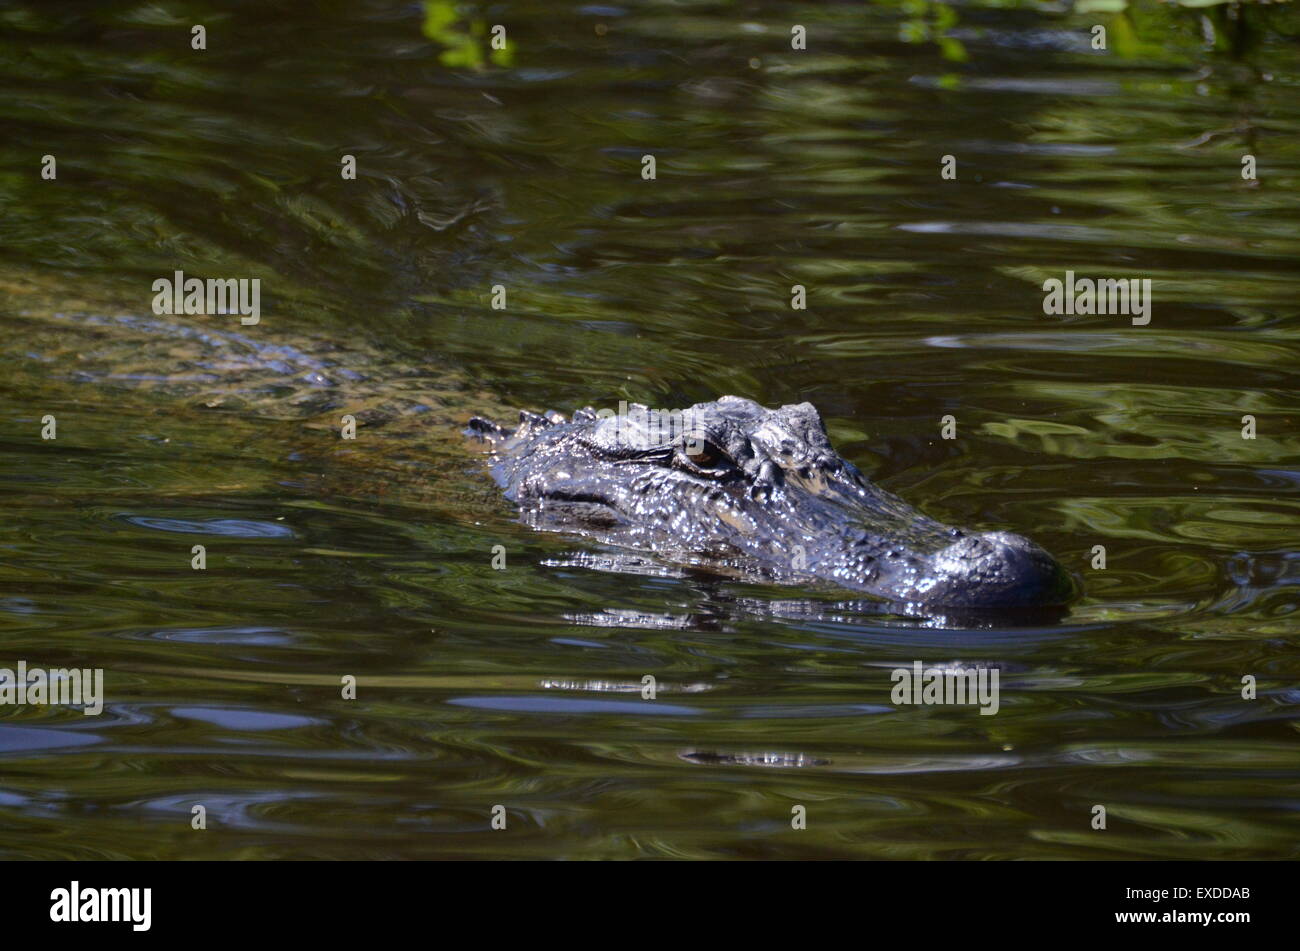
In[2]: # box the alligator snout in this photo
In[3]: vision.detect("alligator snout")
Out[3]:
[917,530,1073,608]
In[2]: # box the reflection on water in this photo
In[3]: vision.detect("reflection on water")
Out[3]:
[0,0,1298,859]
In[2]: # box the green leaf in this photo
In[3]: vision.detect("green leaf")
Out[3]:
[1075,0,1129,13]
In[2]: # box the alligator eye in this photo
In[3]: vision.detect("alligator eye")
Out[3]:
[680,438,731,472]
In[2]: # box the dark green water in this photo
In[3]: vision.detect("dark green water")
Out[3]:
[1,0,1299,859]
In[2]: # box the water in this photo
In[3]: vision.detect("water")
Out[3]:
[1,0,1298,859]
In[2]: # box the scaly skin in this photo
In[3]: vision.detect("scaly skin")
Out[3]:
[469,396,1074,612]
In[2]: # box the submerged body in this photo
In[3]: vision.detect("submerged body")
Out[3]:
[470,396,1074,612]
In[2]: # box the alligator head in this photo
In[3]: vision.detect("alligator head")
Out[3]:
[468,396,1073,614]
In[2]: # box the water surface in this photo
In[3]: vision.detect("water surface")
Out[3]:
[1,0,1299,859]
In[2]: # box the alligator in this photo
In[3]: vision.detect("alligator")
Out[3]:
[469,396,1074,612]
[3,279,1072,617]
